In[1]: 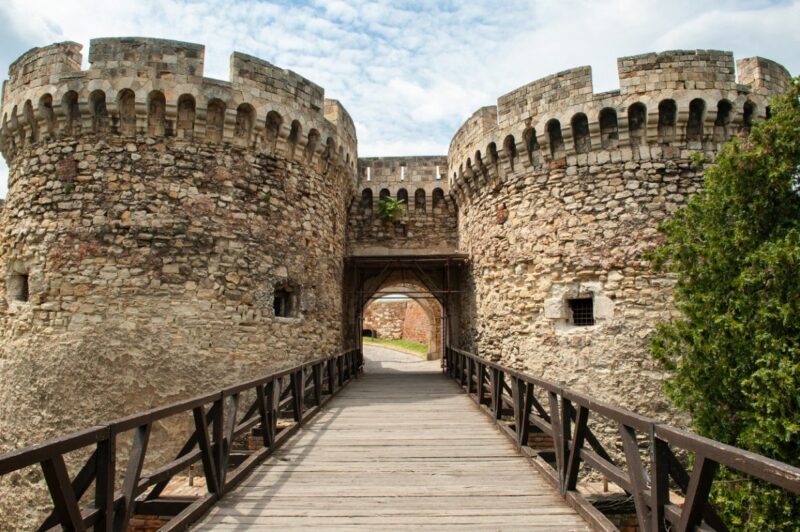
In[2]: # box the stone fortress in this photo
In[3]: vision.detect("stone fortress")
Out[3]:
[0,38,793,519]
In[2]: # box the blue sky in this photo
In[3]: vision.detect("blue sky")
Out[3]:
[1,0,799,197]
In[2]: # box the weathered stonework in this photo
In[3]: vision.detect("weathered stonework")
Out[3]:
[363,298,432,347]
[448,50,792,427]
[0,39,793,526]
[348,156,457,256]
[0,38,356,525]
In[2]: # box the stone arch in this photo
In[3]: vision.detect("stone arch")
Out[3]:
[487,141,500,169]
[379,188,391,201]
[432,188,445,209]
[522,127,539,165]
[205,99,226,143]
[547,119,564,159]
[288,120,302,158]
[360,275,446,359]
[38,94,57,137]
[23,100,38,143]
[714,99,733,142]
[397,188,409,205]
[627,102,647,146]
[117,89,136,136]
[87,91,106,135]
[686,98,705,142]
[90,90,109,134]
[415,188,426,212]
[235,103,255,144]
[503,134,517,170]
[571,112,590,153]
[62,91,81,136]
[305,128,320,163]
[658,99,677,144]
[177,94,196,139]
[147,90,166,137]
[742,101,756,134]
[598,108,618,149]
[361,188,373,210]
[265,110,282,152]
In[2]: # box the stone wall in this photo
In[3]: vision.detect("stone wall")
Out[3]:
[402,301,430,346]
[348,156,457,255]
[363,299,406,339]
[449,50,792,428]
[364,299,438,353]
[363,298,432,347]
[0,38,355,527]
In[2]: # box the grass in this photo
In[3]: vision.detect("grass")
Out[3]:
[362,336,428,356]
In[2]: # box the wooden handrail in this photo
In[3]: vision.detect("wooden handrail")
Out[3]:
[443,346,800,532]
[0,348,363,531]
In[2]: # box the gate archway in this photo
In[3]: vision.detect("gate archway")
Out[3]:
[344,255,467,360]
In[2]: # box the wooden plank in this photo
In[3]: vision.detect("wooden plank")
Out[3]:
[40,455,86,532]
[196,346,590,531]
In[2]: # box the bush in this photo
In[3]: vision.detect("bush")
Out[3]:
[651,78,800,530]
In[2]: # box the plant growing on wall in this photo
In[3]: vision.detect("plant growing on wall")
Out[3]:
[650,78,800,530]
[377,196,405,222]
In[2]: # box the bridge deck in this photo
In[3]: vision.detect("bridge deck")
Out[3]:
[194,346,590,530]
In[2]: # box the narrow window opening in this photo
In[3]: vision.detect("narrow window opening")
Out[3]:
[628,103,647,146]
[686,99,705,142]
[568,297,594,326]
[9,272,29,302]
[571,113,591,153]
[397,188,409,205]
[742,101,756,134]
[658,100,677,144]
[273,283,299,318]
[415,188,426,212]
[547,120,564,159]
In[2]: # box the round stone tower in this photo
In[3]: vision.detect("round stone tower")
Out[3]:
[448,50,792,425]
[0,37,357,462]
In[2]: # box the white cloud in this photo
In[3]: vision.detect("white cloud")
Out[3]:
[1,0,798,194]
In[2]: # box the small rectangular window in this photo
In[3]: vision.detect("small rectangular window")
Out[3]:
[9,272,29,302]
[568,298,594,326]
[273,283,299,318]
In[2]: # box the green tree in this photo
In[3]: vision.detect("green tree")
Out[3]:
[651,79,800,530]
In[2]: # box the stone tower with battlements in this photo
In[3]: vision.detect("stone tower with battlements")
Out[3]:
[0,37,793,525]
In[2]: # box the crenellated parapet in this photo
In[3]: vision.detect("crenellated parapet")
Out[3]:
[0,37,357,176]
[447,49,792,206]
[348,156,457,255]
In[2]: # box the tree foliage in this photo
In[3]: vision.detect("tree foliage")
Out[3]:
[651,78,800,530]
[377,195,405,221]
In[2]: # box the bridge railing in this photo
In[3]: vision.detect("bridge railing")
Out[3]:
[0,348,363,531]
[444,346,800,532]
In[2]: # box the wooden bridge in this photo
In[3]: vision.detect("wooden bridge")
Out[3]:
[195,347,589,530]
[1,345,799,531]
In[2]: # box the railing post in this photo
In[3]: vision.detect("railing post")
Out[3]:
[513,378,532,447]
[313,363,323,406]
[327,358,336,395]
[492,368,504,420]
[192,404,220,494]
[549,391,566,492]
[466,357,474,394]
[114,423,151,531]
[477,363,486,405]
[650,434,670,532]
[291,370,304,423]
[95,431,116,532]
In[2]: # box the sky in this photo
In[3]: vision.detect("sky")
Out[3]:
[0,0,798,198]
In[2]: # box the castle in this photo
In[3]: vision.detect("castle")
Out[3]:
[0,37,792,519]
